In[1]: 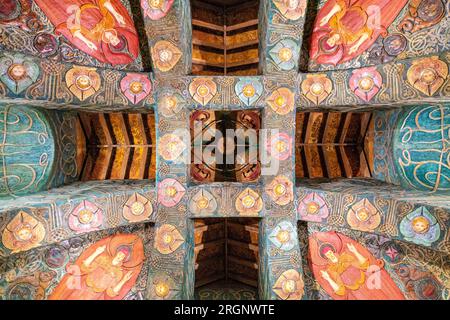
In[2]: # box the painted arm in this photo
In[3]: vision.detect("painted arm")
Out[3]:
[111,271,134,295]
[348,33,369,54]
[347,243,367,266]
[320,270,341,293]
[83,245,106,267]
[104,0,126,25]
[73,30,98,51]
[319,4,342,27]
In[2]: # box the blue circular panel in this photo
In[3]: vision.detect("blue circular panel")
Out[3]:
[393,105,449,193]
[0,105,55,197]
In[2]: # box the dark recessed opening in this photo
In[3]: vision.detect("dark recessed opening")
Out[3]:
[194,218,260,300]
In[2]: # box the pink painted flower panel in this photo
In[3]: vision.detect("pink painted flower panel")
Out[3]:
[297,193,329,222]
[349,67,382,102]
[120,73,152,104]
[158,178,186,207]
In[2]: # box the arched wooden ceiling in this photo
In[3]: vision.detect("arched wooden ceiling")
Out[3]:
[296,111,374,180]
[78,112,156,181]
[191,0,260,75]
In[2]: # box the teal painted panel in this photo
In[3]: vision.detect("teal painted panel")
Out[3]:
[393,104,449,193]
[0,105,55,197]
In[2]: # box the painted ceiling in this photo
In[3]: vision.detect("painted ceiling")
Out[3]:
[0,0,449,301]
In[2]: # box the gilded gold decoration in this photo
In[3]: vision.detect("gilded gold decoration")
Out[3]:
[347,199,381,232]
[267,87,295,115]
[65,66,101,101]
[235,188,263,215]
[123,193,153,222]
[301,74,332,105]
[407,57,448,96]
[154,224,184,254]
[151,40,182,72]
[273,269,304,300]
[2,211,46,253]
[189,78,217,106]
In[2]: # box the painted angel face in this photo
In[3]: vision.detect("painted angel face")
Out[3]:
[266,175,294,206]
[65,66,101,101]
[400,207,440,247]
[120,73,152,104]
[112,251,128,265]
[235,188,263,216]
[158,178,186,207]
[68,200,103,234]
[267,87,295,115]
[297,193,329,222]
[0,52,40,94]
[407,57,448,96]
[346,199,381,232]
[324,249,338,263]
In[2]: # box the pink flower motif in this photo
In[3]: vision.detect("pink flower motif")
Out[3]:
[297,193,329,223]
[120,73,152,104]
[267,132,293,161]
[158,178,186,207]
[68,200,103,233]
[141,0,175,20]
[349,67,382,102]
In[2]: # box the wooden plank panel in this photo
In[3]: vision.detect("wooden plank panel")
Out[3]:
[147,113,156,180]
[90,147,112,180]
[89,114,113,180]
[93,114,113,146]
[305,112,324,144]
[322,146,342,178]
[108,113,130,179]
[339,146,353,178]
[364,116,375,175]
[75,116,86,178]
[128,114,148,180]
[304,146,324,178]
[322,112,341,144]
[339,113,353,144]
[192,19,224,32]
[295,146,305,178]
